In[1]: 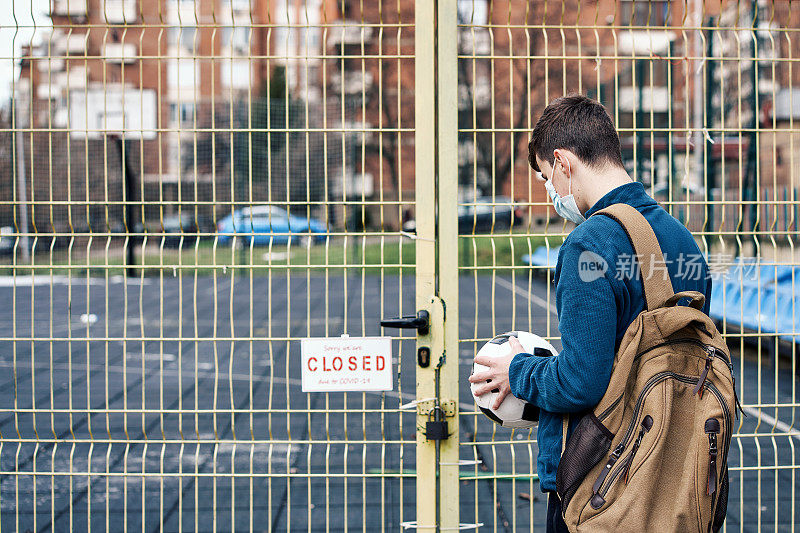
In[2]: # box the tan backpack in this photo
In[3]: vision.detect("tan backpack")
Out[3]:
[555,203,739,533]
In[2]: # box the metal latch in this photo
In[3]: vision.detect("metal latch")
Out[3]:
[379,310,430,335]
[413,399,456,417]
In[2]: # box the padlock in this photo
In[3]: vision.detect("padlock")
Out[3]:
[425,406,449,440]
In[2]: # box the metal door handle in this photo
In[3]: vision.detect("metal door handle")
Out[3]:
[380,310,429,335]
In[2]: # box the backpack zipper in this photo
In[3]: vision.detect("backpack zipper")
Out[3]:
[692,346,716,398]
[589,373,732,509]
[705,418,720,495]
[636,338,741,417]
[595,375,731,506]
[621,415,654,484]
[706,417,722,531]
[599,338,735,422]
[633,337,731,366]
[590,372,674,509]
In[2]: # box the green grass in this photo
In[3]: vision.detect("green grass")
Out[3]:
[0,232,557,277]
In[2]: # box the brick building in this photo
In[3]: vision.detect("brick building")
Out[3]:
[326,0,800,230]
[11,0,301,232]
[8,0,800,235]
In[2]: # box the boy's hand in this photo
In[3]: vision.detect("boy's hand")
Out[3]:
[468,336,526,409]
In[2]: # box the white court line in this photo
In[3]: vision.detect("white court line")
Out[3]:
[0,275,152,287]
[0,275,103,286]
[495,276,557,316]
[741,406,800,443]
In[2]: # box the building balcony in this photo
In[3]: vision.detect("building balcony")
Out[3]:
[221,43,252,57]
[617,30,674,56]
[51,0,88,17]
[103,42,138,64]
[34,69,86,101]
[37,81,62,100]
[64,33,89,54]
[230,0,251,12]
[36,57,66,73]
[458,80,490,111]
[100,0,138,24]
[327,21,374,48]
[345,172,374,197]
[52,30,88,55]
[341,120,375,147]
[63,67,88,88]
[328,70,374,95]
[459,28,491,55]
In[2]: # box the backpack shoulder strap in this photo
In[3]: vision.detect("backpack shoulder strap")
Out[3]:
[593,203,675,311]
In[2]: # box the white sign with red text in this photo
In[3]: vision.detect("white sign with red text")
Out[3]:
[300,336,393,392]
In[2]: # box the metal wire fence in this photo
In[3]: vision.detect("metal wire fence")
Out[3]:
[0,0,798,531]
[455,1,800,532]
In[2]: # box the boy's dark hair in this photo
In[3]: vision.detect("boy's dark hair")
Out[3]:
[528,94,624,173]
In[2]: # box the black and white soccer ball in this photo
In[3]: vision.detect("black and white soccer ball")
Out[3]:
[470,331,558,429]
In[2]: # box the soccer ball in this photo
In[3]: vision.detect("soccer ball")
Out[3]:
[470,331,558,429]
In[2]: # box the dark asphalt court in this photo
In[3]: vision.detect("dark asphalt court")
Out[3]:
[0,274,798,531]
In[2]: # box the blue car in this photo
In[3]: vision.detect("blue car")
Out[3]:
[216,205,328,246]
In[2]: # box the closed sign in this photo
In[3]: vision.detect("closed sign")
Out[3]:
[300,336,393,392]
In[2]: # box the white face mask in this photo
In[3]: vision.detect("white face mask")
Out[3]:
[543,162,586,225]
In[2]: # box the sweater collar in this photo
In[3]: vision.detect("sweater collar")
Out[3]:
[584,181,655,219]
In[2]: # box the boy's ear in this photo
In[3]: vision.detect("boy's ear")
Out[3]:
[552,149,570,174]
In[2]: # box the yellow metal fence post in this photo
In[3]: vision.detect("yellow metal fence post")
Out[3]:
[415,0,439,529]
[436,0,461,531]
[414,1,461,529]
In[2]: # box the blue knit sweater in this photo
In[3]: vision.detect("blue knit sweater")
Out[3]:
[508,181,712,492]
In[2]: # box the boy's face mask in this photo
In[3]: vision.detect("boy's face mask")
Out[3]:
[543,159,586,225]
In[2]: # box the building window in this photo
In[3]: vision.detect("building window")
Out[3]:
[168,60,200,88]
[169,26,197,53]
[221,26,251,55]
[170,102,195,126]
[620,0,671,26]
[457,0,488,25]
[220,59,250,89]
[230,0,251,10]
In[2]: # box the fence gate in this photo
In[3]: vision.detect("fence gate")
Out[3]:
[2,0,436,530]
[3,0,800,531]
